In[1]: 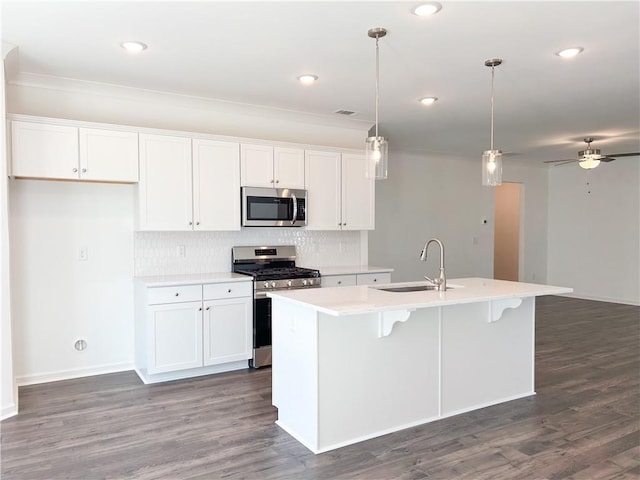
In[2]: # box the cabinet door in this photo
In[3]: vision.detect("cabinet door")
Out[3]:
[79,128,139,182]
[203,297,252,366]
[274,147,305,188]
[240,144,274,187]
[138,134,193,231]
[11,121,79,180]
[341,153,375,230]
[193,139,240,231]
[304,150,342,230]
[148,301,203,374]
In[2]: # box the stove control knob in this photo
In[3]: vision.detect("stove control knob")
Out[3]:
[308,279,314,285]
[287,280,293,287]
[264,282,270,289]
[271,281,277,288]
[302,279,308,286]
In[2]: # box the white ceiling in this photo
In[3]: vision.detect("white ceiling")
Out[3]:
[2,1,639,164]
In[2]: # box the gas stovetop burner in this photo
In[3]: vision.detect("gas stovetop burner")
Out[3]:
[232,245,322,291]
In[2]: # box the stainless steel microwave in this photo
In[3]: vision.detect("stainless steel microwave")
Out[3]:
[241,187,307,227]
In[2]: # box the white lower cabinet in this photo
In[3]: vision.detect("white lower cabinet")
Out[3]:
[356,272,392,285]
[322,275,357,287]
[322,272,391,288]
[149,301,203,374]
[135,280,253,383]
[203,297,252,366]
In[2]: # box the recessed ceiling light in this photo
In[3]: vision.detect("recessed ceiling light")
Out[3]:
[412,2,442,17]
[120,41,147,53]
[419,97,438,106]
[297,74,318,85]
[556,47,584,58]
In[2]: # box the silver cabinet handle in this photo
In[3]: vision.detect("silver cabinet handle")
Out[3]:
[72,167,78,173]
[196,221,200,225]
[270,179,275,183]
[374,278,377,282]
[175,293,179,296]
[228,289,232,293]
[198,307,202,311]
[206,306,210,311]
[81,168,87,173]
[188,221,193,226]
[338,281,342,285]
[275,179,279,184]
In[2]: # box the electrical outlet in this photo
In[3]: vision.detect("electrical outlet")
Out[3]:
[79,247,88,261]
[472,236,479,245]
[177,245,186,257]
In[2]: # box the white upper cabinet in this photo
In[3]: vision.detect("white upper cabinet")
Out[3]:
[305,150,374,230]
[274,147,305,188]
[79,128,139,182]
[240,144,305,188]
[138,134,193,231]
[192,139,240,231]
[11,120,138,182]
[304,150,342,230]
[138,135,241,231]
[240,144,274,187]
[341,153,375,230]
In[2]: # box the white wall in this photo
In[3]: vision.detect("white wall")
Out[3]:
[1,45,17,419]
[6,78,370,385]
[547,159,640,305]
[10,180,136,384]
[369,148,549,285]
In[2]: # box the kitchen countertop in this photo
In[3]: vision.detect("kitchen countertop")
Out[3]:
[268,277,573,316]
[134,272,251,287]
[319,265,394,276]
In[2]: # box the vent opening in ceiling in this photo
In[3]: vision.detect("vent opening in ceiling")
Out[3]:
[334,109,357,116]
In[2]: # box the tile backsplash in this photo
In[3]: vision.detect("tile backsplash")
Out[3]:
[134,229,363,276]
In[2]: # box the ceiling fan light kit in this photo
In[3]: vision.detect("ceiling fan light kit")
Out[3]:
[482,58,503,187]
[366,27,389,180]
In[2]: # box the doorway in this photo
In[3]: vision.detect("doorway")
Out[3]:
[494,182,522,281]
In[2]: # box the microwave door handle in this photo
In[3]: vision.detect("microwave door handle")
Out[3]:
[291,194,297,226]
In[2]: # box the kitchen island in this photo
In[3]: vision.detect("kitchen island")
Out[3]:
[268,277,572,454]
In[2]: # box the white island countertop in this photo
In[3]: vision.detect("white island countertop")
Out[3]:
[268,277,572,316]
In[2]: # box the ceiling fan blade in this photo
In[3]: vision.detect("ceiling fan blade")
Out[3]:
[544,159,577,164]
[606,152,640,158]
[599,156,616,163]
[547,160,578,166]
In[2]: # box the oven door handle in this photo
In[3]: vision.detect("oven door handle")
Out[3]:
[291,193,297,226]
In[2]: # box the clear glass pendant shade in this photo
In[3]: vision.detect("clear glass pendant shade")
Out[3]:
[482,149,503,186]
[366,136,388,179]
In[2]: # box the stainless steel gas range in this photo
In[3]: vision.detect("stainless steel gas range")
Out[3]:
[232,245,321,368]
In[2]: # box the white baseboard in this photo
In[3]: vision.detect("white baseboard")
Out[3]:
[16,362,133,386]
[559,292,640,307]
[1,402,18,421]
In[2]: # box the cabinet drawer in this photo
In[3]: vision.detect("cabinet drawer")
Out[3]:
[322,275,357,287]
[203,282,252,300]
[147,285,202,305]
[357,273,391,286]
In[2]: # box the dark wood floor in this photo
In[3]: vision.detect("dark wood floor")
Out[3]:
[2,296,639,480]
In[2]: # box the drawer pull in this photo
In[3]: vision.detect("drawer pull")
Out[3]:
[206,306,210,311]
[228,289,232,293]
[338,281,342,285]
[175,293,179,296]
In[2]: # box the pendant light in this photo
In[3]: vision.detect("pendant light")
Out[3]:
[482,58,503,186]
[366,27,388,180]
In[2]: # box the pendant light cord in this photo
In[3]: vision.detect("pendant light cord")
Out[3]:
[490,64,495,151]
[375,35,380,139]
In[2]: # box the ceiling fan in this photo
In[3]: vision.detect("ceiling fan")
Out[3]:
[544,137,640,169]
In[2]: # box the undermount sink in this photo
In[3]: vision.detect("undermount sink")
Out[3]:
[374,285,455,293]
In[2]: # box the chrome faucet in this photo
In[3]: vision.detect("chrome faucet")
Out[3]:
[420,238,446,291]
